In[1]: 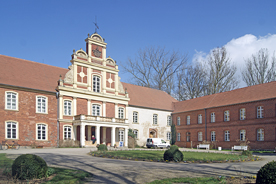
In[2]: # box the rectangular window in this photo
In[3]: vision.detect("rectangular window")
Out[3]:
[257,106,264,118]
[177,133,181,141]
[153,114,158,125]
[92,104,101,116]
[133,112,138,123]
[240,130,246,141]
[211,131,216,141]
[167,132,171,140]
[167,116,171,126]
[186,132,191,142]
[6,92,17,110]
[37,96,47,113]
[240,108,246,120]
[198,132,202,141]
[224,130,230,141]
[119,130,124,141]
[6,122,17,139]
[133,130,138,139]
[37,124,47,140]
[198,114,202,124]
[211,112,215,123]
[93,76,100,92]
[177,117,180,125]
[118,108,124,119]
[64,126,72,140]
[224,111,230,121]
[257,128,264,141]
[187,115,190,125]
[64,100,72,115]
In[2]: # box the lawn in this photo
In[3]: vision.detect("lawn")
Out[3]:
[0,153,92,184]
[90,150,252,162]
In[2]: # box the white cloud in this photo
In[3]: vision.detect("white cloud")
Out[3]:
[192,34,276,87]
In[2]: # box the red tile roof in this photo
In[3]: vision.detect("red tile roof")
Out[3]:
[0,55,68,92]
[173,81,276,114]
[122,82,178,111]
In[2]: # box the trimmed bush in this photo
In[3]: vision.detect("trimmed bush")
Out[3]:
[256,160,276,184]
[12,154,48,180]
[163,146,183,162]
[241,150,252,157]
[97,144,108,151]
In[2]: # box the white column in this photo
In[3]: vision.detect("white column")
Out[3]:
[102,46,106,60]
[59,95,63,119]
[102,70,106,94]
[103,101,106,117]
[73,97,77,116]
[115,104,118,118]
[125,105,128,119]
[115,73,118,95]
[96,125,100,145]
[103,127,106,144]
[87,99,91,115]
[87,41,92,57]
[73,126,77,141]
[73,64,77,88]
[80,123,85,147]
[124,127,128,148]
[87,68,92,91]
[111,127,116,147]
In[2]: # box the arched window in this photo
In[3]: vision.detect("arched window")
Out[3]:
[64,126,72,140]
[187,115,190,125]
[198,132,202,141]
[177,117,180,125]
[224,130,230,141]
[257,128,264,141]
[257,106,264,118]
[211,112,215,123]
[6,121,18,139]
[224,111,230,121]
[36,96,47,113]
[198,114,202,124]
[177,133,181,141]
[240,108,246,120]
[211,131,216,141]
[37,124,47,140]
[133,129,138,139]
[240,130,246,141]
[64,100,72,115]
[5,92,18,110]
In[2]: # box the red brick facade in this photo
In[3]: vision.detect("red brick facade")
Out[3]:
[173,98,276,150]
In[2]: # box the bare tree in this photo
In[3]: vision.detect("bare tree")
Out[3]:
[122,47,188,95]
[205,47,238,95]
[242,48,276,86]
[177,63,207,100]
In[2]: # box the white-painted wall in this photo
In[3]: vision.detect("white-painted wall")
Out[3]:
[127,106,172,146]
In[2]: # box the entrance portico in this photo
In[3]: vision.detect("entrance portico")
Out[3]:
[73,114,128,147]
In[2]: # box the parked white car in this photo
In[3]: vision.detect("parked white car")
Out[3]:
[146,138,170,149]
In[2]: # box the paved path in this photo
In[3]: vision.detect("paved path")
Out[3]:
[1,148,275,184]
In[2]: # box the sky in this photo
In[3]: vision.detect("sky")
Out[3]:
[0,0,276,87]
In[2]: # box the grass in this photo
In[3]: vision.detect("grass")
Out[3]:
[91,150,251,162]
[0,153,92,183]
[148,176,225,184]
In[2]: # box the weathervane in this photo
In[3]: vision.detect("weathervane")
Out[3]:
[94,16,99,33]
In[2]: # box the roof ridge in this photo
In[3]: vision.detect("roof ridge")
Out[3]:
[122,82,169,93]
[0,54,68,71]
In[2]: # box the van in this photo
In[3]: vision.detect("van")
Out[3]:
[146,138,170,149]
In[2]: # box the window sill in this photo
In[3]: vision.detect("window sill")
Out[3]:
[36,112,48,115]
[5,109,19,112]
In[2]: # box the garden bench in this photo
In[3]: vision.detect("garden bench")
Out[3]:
[231,145,247,151]
[197,144,210,150]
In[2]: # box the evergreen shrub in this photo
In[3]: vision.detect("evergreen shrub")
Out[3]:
[12,154,48,180]
[241,150,252,157]
[98,144,108,151]
[256,160,276,184]
[163,145,183,162]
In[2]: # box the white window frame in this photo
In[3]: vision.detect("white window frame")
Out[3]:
[187,115,190,125]
[118,107,124,119]
[5,91,18,110]
[64,100,72,116]
[224,130,230,141]
[257,128,264,141]
[119,130,124,142]
[167,132,171,140]
[198,132,202,141]
[93,75,101,93]
[240,130,246,141]
[177,117,180,125]
[211,131,216,141]
[177,133,181,141]
[133,111,138,123]
[64,125,72,140]
[5,121,18,139]
[211,112,215,123]
[92,104,101,116]
[153,114,158,125]
[133,129,138,139]
[198,114,202,124]
[167,116,171,126]
[257,106,264,118]
[36,96,47,114]
[240,108,246,120]
[36,123,48,141]
[224,110,230,122]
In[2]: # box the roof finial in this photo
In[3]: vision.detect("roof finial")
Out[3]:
[125,88,128,94]
[94,16,99,33]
